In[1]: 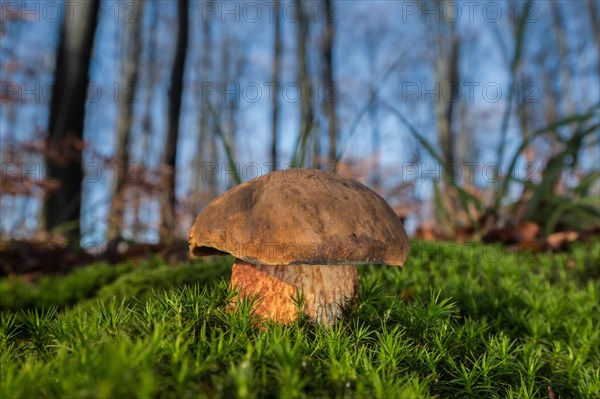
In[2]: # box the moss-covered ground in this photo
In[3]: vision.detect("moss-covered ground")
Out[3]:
[1,240,598,398]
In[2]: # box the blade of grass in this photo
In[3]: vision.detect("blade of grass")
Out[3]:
[494,106,598,213]
[383,101,484,229]
[335,56,405,164]
[206,102,242,185]
[496,0,534,167]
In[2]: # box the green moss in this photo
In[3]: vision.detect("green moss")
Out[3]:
[1,241,598,398]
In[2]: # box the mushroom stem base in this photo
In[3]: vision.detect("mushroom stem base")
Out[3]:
[230,260,358,325]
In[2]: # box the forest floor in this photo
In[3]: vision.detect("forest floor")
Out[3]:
[1,240,599,398]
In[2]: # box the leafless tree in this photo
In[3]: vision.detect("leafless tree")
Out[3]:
[271,1,282,169]
[108,0,144,242]
[293,0,314,166]
[363,23,384,191]
[588,0,600,61]
[161,0,189,238]
[43,0,100,244]
[193,1,217,203]
[435,3,460,181]
[131,1,159,240]
[322,0,337,165]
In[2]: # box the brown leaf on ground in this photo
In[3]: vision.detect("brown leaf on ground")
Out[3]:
[482,226,515,244]
[546,231,579,251]
[413,226,442,241]
[516,221,540,245]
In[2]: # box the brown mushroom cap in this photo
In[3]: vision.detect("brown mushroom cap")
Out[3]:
[189,168,409,266]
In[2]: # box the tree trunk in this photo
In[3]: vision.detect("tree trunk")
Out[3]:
[194,1,216,202]
[134,1,158,240]
[588,0,600,62]
[365,31,380,191]
[434,17,459,181]
[294,0,313,166]
[322,0,337,166]
[271,1,282,169]
[550,1,575,116]
[43,0,99,244]
[368,91,381,191]
[422,0,461,235]
[108,0,144,242]
[161,0,189,238]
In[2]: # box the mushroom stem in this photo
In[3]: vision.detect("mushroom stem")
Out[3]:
[230,259,358,325]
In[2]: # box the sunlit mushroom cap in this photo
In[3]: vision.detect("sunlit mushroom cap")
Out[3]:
[189,168,409,266]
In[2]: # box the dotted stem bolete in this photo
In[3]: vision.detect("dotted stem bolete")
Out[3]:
[189,168,409,325]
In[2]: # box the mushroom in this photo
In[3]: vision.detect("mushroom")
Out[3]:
[189,168,409,325]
